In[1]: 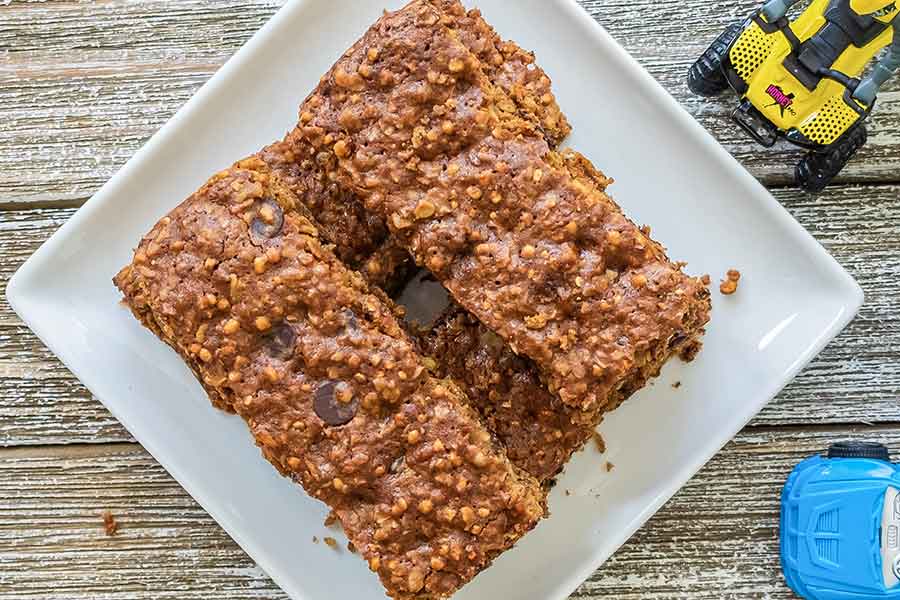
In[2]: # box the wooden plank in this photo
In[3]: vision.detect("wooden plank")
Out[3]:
[0,208,132,445]
[2,183,899,445]
[1,425,895,599]
[1,0,898,210]
[0,0,277,208]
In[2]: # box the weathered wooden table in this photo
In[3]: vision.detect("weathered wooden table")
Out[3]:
[2,1,898,598]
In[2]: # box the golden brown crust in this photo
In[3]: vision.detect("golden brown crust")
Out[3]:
[297,1,711,418]
[115,158,545,600]
[257,134,389,269]
[422,291,709,485]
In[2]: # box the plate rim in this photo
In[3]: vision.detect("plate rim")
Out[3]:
[6,0,865,598]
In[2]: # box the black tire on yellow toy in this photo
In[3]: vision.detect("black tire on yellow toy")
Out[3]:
[795,125,868,194]
[687,23,743,97]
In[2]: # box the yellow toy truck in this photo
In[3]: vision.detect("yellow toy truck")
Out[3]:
[688,0,899,192]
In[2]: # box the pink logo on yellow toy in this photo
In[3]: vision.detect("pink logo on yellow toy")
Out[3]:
[765,84,797,116]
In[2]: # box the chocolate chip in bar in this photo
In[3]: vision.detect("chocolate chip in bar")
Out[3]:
[250,197,284,245]
[314,380,359,426]
[264,323,297,360]
[342,309,359,331]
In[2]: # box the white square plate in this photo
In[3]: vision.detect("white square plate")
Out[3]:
[7,0,863,598]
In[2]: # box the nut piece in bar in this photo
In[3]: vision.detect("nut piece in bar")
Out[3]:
[114,157,546,600]
[256,132,390,269]
[296,1,712,421]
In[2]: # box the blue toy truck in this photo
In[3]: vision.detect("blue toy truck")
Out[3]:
[781,442,900,598]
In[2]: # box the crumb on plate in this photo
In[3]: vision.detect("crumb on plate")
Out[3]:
[720,269,741,295]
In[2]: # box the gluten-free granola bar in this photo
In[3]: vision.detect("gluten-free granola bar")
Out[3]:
[423,280,709,486]
[115,3,712,596]
[428,0,570,146]
[296,0,711,421]
[115,158,546,600]
[257,0,570,291]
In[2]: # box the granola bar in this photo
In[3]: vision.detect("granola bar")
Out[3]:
[422,279,709,485]
[114,158,546,600]
[258,0,569,290]
[296,0,711,419]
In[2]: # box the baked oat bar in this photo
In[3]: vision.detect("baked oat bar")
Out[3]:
[423,290,710,484]
[257,0,569,291]
[420,151,707,483]
[296,1,712,420]
[115,158,546,600]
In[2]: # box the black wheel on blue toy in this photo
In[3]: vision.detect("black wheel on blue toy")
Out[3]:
[827,441,890,461]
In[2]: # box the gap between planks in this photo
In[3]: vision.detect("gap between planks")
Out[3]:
[5,421,900,456]
[0,442,137,459]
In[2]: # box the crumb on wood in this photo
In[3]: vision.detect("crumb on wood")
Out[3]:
[719,269,741,295]
[323,536,338,549]
[102,511,118,536]
[604,461,615,473]
[672,381,682,389]
[592,431,606,454]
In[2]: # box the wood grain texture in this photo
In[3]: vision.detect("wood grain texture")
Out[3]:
[1,426,895,599]
[0,208,131,445]
[2,0,899,598]
[1,0,898,210]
